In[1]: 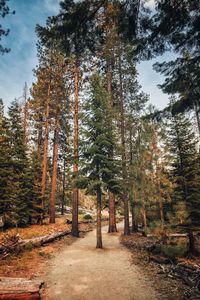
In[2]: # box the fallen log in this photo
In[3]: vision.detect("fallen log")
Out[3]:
[0,221,97,259]
[147,233,188,238]
[21,230,70,248]
[0,277,44,299]
[0,230,70,259]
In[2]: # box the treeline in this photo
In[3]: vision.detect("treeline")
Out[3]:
[0,0,199,248]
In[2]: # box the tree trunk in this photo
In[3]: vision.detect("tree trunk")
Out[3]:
[49,119,59,224]
[108,191,117,232]
[37,122,43,157]
[23,102,28,144]
[61,158,66,215]
[0,277,43,300]
[119,54,130,235]
[96,187,102,249]
[142,207,147,236]
[23,82,29,144]
[174,117,188,202]
[129,127,136,232]
[41,83,51,207]
[131,204,137,232]
[107,57,117,233]
[72,61,79,237]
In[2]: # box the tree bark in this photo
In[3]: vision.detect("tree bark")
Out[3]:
[72,61,79,237]
[119,54,130,235]
[104,6,118,232]
[142,207,147,236]
[49,119,59,224]
[61,158,66,215]
[37,122,43,158]
[131,204,137,232]
[129,126,137,232]
[96,187,103,249]
[108,191,117,232]
[107,57,117,233]
[0,277,43,300]
[41,83,51,207]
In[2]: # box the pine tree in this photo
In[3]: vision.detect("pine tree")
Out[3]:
[59,96,72,215]
[148,0,199,58]
[30,45,69,224]
[153,54,200,135]
[36,0,147,236]
[144,0,200,135]
[0,0,15,54]
[0,99,16,225]
[80,73,119,248]
[36,0,87,235]
[8,100,31,225]
[167,109,200,224]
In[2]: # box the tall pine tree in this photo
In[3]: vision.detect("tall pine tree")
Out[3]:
[167,108,200,224]
[80,73,119,248]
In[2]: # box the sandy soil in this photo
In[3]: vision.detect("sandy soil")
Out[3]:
[42,223,161,300]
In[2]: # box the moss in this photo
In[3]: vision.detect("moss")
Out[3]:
[23,242,33,251]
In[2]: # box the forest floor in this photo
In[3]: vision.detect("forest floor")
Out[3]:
[121,233,200,300]
[40,222,162,300]
[0,216,94,278]
[1,220,199,299]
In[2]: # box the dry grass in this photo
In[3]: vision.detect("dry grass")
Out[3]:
[0,215,70,241]
[0,235,76,278]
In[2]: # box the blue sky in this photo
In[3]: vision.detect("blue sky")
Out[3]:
[0,0,171,111]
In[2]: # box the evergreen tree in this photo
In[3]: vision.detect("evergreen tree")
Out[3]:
[0,0,15,54]
[153,54,200,135]
[143,0,200,134]
[167,109,200,224]
[0,99,16,225]
[148,0,199,58]
[8,100,31,225]
[30,45,69,224]
[80,73,119,248]
[36,0,149,236]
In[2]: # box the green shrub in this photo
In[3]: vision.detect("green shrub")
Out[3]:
[83,214,93,220]
[161,238,189,258]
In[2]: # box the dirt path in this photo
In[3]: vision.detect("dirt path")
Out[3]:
[43,223,161,300]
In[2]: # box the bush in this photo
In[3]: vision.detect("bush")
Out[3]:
[83,214,93,220]
[149,221,171,241]
[161,238,189,258]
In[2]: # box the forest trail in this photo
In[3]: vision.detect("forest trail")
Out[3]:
[43,223,160,300]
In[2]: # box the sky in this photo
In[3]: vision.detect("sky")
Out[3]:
[0,0,172,111]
